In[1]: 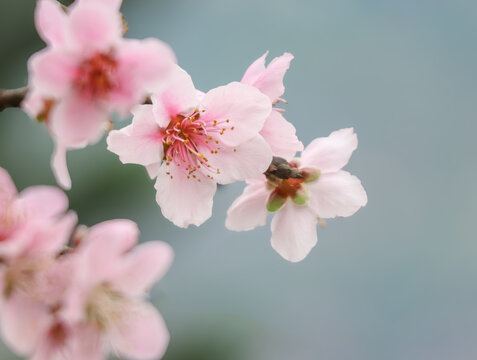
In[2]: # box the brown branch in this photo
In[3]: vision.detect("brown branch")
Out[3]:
[0,87,28,112]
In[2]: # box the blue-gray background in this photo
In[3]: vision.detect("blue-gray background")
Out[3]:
[1,0,476,359]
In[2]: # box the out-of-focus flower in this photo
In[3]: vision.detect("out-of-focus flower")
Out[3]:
[24,0,176,189]
[241,52,303,159]
[107,65,273,228]
[0,167,76,356]
[226,128,368,262]
[59,220,173,360]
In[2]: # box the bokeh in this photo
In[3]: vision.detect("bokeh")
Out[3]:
[1,0,476,359]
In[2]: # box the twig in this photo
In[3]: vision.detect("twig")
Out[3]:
[0,87,28,112]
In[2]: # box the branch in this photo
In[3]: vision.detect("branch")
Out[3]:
[0,87,28,112]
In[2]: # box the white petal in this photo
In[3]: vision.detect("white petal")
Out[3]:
[300,128,357,173]
[155,163,217,228]
[260,110,303,160]
[307,170,367,219]
[204,135,272,184]
[226,179,270,231]
[270,202,318,262]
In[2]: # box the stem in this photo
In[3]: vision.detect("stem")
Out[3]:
[0,87,28,112]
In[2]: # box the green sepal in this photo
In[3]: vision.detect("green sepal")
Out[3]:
[267,191,287,212]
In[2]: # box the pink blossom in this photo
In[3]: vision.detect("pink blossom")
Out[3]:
[226,128,368,262]
[0,167,76,260]
[25,0,176,189]
[241,52,303,160]
[0,167,77,356]
[107,65,273,228]
[60,220,173,360]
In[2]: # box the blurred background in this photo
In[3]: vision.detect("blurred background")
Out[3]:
[1,0,477,359]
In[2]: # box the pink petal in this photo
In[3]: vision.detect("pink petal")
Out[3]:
[28,49,76,98]
[306,170,367,219]
[241,51,268,85]
[18,186,68,219]
[270,202,318,262]
[116,38,176,94]
[155,163,217,228]
[249,52,294,102]
[21,88,45,119]
[154,64,198,116]
[204,135,272,184]
[151,96,172,128]
[0,167,17,201]
[300,128,358,173]
[260,110,303,160]
[26,211,77,257]
[50,96,107,148]
[200,82,272,146]
[51,143,72,190]
[111,302,169,360]
[226,179,270,231]
[146,163,161,179]
[67,1,122,53]
[0,293,50,356]
[107,105,163,166]
[113,241,173,297]
[80,219,139,282]
[35,0,67,47]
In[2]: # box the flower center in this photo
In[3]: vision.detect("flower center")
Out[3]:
[162,112,235,181]
[274,178,305,198]
[3,257,53,299]
[74,53,118,100]
[86,284,129,329]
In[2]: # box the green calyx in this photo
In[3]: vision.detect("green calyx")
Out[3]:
[266,192,287,212]
[292,188,309,205]
[301,167,321,183]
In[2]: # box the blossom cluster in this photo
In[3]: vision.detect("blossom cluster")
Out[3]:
[2,0,369,358]
[0,167,172,359]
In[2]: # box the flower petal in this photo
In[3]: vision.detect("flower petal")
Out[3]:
[244,52,294,102]
[307,170,367,219]
[0,294,50,356]
[79,219,139,282]
[200,82,271,146]
[270,201,318,262]
[116,38,176,94]
[155,163,217,228]
[67,1,122,52]
[241,51,268,85]
[111,302,169,360]
[0,167,17,202]
[26,211,77,257]
[226,179,270,231]
[300,128,358,173]
[28,49,76,98]
[18,186,68,219]
[50,96,107,148]
[260,110,303,160]
[113,241,173,297]
[154,64,198,116]
[35,0,67,47]
[107,105,163,166]
[204,135,272,184]
[51,143,72,190]
[146,163,161,179]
